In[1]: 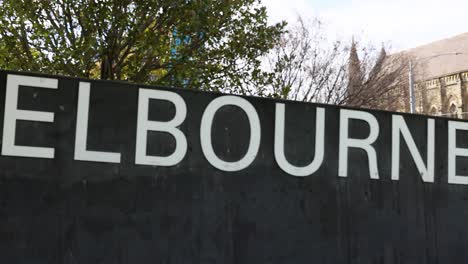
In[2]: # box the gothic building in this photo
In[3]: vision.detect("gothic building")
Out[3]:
[346,39,406,111]
[347,39,362,99]
[406,32,468,118]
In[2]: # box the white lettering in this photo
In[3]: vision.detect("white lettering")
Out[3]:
[448,121,468,185]
[200,96,261,171]
[74,82,121,163]
[135,89,187,166]
[274,104,325,176]
[338,109,380,179]
[2,74,58,159]
[391,115,434,182]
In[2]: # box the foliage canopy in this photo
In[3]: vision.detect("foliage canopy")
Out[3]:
[0,0,285,93]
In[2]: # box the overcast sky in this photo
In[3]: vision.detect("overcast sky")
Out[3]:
[264,0,468,51]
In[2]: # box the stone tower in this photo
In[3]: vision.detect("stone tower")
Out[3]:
[371,46,387,75]
[347,38,363,103]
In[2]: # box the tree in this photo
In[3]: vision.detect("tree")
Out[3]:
[0,0,285,93]
[262,17,409,111]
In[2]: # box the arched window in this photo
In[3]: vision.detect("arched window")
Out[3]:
[430,106,438,116]
[450,103,458,118]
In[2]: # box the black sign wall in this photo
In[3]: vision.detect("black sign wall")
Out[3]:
[1,70,468,263]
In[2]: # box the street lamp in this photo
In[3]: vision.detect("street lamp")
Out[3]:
[408,52,463,113]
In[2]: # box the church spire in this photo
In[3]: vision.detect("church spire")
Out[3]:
[376,44,387,66]
[347,37,362,100]
[370,44,387,77]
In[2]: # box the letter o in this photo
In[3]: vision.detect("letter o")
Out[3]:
[200,96,261,171]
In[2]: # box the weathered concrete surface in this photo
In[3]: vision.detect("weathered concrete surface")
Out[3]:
[0,70,468,264]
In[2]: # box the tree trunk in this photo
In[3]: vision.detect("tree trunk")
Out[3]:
[100,55,113,80]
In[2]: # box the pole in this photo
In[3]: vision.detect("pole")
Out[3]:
[408,60,415,113]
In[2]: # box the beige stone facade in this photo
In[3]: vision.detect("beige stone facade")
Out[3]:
[415,72,468,118]
[408,33,468,118]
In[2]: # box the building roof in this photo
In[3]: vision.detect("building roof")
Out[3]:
[406,32,468,80]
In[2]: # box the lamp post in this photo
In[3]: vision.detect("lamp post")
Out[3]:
[408,52,463,113]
